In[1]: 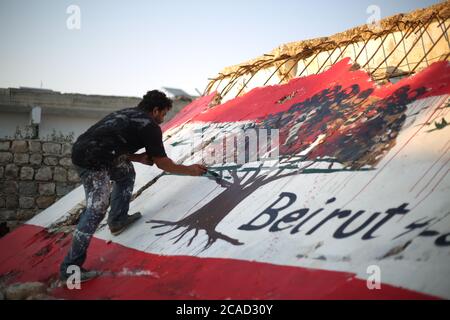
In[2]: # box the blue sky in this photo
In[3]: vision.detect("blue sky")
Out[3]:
[0,0,442,97]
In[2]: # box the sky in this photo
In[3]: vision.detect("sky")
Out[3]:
[0,0,443,97]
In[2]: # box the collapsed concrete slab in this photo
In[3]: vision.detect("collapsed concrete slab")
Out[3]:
[0,57,449,299]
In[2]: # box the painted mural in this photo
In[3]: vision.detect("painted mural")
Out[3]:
[0,58,449,300]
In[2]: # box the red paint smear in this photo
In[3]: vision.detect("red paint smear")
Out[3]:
[0,224,439,300]
[196,59,369,123]
[180,59,450,124]
[161,92,217,133]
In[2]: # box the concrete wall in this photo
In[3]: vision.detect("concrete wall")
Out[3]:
[39,115,98,141]
[0,112,29,139]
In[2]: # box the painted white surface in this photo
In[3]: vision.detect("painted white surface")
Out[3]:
[0,112,29,138]
[39,114,98,140]
[28,148,166,227]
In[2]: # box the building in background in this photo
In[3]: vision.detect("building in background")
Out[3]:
[0,87,193,141]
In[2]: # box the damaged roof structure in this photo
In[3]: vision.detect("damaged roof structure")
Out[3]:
[0,1,449,299]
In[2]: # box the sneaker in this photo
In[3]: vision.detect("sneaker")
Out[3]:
[109,212,142,236]
[60,267,100,283]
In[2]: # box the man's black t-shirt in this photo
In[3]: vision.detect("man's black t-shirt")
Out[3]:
[72,107,167,170]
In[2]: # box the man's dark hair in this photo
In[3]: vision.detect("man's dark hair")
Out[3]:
[137,90,173,112]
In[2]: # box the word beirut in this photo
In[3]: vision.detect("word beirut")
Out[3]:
[239,192,450,246]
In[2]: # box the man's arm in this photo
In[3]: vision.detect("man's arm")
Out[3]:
[136,122,206,175]
[153,156,207,176]
[128,153,153,165]
[128,153,206,176]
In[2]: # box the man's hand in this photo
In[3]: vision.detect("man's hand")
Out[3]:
[128,153,154,166]
[186,164,207,176]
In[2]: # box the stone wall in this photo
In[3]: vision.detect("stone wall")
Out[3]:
[0,139,80,235]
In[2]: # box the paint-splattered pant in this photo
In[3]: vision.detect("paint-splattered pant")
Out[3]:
[60,159,135,274]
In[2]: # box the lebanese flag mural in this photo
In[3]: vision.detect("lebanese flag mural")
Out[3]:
[1,58,449,300]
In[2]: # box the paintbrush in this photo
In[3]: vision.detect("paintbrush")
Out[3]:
[203,169,228,186]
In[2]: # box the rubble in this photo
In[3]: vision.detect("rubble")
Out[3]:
[4,282,47,300]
